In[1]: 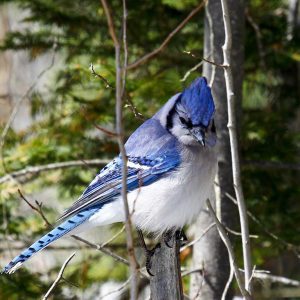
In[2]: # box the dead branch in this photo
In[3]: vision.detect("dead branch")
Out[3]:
[206,199,251,300]
[42,252,75,300]
[89,63,113,88]
[18,189,52,228]
[0,159,110,185]
[180,223,215,252]
[101,0,139,298]
[127,1,207,70]
[222,189,300,258]
[220,0,253,293]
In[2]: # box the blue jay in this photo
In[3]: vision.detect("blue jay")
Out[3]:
[2,77,217,274]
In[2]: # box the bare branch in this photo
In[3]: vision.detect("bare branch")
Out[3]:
[127,1,207,70]
[89,63,113,88]
[42,252,75,300]
[181,61,204,82]
[252,272,300,286]
[101,0,139,298]
[124,94,145,120]
[18,189,52,228]
[206,199,251,300]
[100,0,119,47]
[99,276,131,300]
[71,235,129,266]
[180,223,215,252]
[221,258,234,300]
[220,0,252,293]
[0,159,110,185]
[222,188,300,258]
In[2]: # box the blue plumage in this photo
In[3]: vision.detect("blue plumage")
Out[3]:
[179,77,215,127]
[2,77,217,274]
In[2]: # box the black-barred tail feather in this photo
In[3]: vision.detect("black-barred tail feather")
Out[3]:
[1,205,100,274]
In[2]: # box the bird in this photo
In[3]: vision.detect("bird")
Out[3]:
[2,76,217,275]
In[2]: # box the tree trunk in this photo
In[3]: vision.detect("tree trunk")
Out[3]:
[190,0,245,299]
[149,234,183,300]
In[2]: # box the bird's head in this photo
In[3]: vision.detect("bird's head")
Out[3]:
[161,77,216,147]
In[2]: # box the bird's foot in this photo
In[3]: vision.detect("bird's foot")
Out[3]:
[164,228,188,248]
[176,229,188,246]
[145,243,161,276]
[163,229,174,248]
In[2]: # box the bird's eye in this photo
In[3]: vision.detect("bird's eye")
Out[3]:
[179,117,187,125]
[179,117,192,128]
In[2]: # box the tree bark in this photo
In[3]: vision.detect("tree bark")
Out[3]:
[150,234,183,300]
[190,0,245,299]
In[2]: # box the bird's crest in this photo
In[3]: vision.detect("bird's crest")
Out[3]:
[178,77,215,127]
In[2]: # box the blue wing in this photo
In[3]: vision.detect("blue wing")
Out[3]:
[58,118,181,221]
[1,118,181,274]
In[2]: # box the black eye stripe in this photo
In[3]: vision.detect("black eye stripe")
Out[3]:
[179,117,193,128]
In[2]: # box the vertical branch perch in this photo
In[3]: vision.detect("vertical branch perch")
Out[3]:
[150,234,183,300]
[219,0,252,293]
[100,1,139,299]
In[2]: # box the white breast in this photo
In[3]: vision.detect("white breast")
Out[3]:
[87,146,216,236]
[128,146,217,235]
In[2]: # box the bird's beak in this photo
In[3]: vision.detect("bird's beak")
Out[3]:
[189,128,205,146]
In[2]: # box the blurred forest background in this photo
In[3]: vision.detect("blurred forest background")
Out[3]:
[0,0,299,299]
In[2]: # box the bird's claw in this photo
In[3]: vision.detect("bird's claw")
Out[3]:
[145,243,161,276]
[177,229,188,246]
[163,230,174,248]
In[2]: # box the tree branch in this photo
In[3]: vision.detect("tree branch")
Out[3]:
[220,0,253,293]
[206,199,251,300]
[0,159,110,185]
[42,252,75,300]
[101,1,139,298]
[127,0,207,70]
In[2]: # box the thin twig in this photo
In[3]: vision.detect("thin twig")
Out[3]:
[101,1,139,298]
[18,189,52,228]
[42,252,75,300]
[180,61,204,82]
[0,159,110,185]
[99,276,131,300]
[180,223,215,252]
[181,268,203,277]
[127,0,207,70]
[202,57,226,68]
[100,225,125,248]
[206,199,251,300]
[225,226,259,239]
[220,0,252,293]
[221,258,234,300]
[251,272,300,286]
[71,235,129,266]
[89,63,113,88]
[222,189,300,258]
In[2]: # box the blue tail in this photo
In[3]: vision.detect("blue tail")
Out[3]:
[1,206,100,274]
